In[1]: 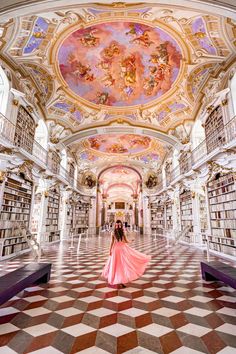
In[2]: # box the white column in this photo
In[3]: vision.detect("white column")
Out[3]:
[192,192,201,244]
[37,190,49,245]
[89,196,96,232]
[60,190,70,240]
[143,196,151,233]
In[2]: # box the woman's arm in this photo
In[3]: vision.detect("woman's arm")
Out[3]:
[109,234,115,255]
[123,233,129,243]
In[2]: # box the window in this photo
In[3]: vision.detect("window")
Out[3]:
[0,66,10,115]
[230,71,236,115]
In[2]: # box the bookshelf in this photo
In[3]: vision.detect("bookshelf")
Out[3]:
[150,201,164,235]
[0,173,33,260]
[207,172,236,239]
[180,190,194,242]
[207,236,236,258]
[166,199,173,230]
[73,201,89,235]
[45,188,60,243]
[205,105,225,154]
[14,106,36,154]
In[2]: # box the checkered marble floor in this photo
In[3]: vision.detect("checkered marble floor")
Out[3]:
[0,235,236,354]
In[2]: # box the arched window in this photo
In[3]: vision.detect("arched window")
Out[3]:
[191,119,205,149]
[0,66,10,115]
[230,71,236,115]
[35,119,48,149]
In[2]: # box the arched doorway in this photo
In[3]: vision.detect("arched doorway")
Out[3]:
[97,165,142,231]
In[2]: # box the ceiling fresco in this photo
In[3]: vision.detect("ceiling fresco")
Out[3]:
[88,134,151,154]
[71,133,166,173]
[58,21,182,107]
[0,2,235,167]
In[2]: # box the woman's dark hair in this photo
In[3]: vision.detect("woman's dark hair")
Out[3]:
[114,220,124,241]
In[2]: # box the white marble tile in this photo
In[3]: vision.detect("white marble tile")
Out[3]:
[134,296,157,303]
[138,323,173,337]
[0,347,18,354]
[189,295,212,303]
[24,324,57,337]
[217,296,236,303]
[216,307,236,317]
[23,295,47,303]
[177,323,211,337]
[169,287,188,293]
[106,296,130,303]
[184,307,212,317]
[28,347,63,354]
[152,307,180,317]
[217,347,236,354]
[62,323,96,336]
[170,346,204,353]
[0,307,19,316]
[0,323,19,336]
[49,287,67,292]
[87,308,115,317]
[120,308,147,317]
[55,307,83,317]
[51,296,74,303]
[162,296,184,303]
[23,308,51,317]
[124,347,157,353]
[99,323,134,337]
[77,347,109,354]
[216,323,236,336]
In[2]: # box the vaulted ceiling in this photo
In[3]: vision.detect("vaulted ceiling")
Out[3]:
[0,1,235,174]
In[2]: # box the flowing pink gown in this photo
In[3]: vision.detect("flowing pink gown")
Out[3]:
[102,238,151,285]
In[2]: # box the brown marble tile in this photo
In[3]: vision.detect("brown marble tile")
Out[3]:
[202,331,226,354]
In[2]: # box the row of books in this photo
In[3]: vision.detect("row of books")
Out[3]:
[209,193,236,204]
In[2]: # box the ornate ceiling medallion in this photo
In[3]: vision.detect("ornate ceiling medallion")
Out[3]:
[54,18,186,112]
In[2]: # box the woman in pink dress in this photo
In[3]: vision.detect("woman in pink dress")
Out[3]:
[102,220,151,288]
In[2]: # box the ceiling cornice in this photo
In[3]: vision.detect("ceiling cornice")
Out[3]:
[0,0,236,21]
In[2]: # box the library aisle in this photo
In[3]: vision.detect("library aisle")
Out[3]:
[0,235,235,354]
[0,0,236,353]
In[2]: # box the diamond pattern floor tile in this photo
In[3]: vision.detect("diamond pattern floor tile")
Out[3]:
[0,235,235,354]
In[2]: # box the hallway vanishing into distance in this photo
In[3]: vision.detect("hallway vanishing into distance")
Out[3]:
[0,234,235,354]
[0,0,236,353]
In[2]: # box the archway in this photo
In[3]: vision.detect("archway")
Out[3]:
[97,165,142,231]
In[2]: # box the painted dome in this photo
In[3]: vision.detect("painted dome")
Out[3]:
[58,21,182,107]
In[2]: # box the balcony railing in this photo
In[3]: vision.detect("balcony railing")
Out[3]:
[0,113,73,185]
[1,113,235,190]
[0,113,15,144]
[168,115,236,184]
[191,140,207,166]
